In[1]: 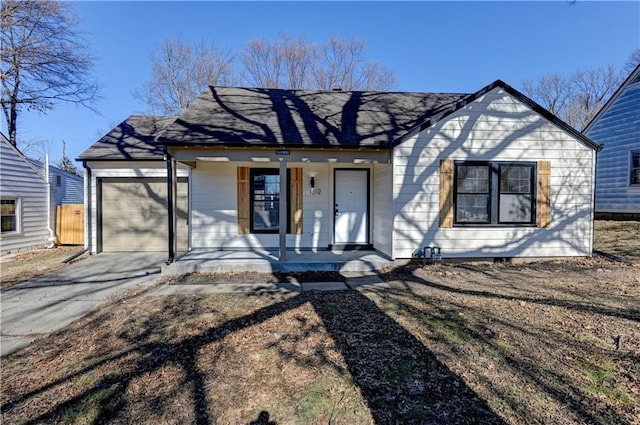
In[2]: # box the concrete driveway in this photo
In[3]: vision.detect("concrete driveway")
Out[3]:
[1,252,166,356]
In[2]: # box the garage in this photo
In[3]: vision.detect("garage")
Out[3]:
[98,177,188,252]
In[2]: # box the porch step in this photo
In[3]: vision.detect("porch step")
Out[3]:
[161,250,393,275]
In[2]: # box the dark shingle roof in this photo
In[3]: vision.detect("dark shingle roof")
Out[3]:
[77,115,176,161]
[156,87,467,148]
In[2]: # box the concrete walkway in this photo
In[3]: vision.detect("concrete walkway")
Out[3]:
[152,272,388,295]
[1,252,166,356]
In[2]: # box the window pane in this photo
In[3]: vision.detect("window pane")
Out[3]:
[500,166,531,194]
[1,199,16,215]
[633,169,640,185]
[456,194,490,223]
[499,194,532,223]
[632,152,640,185]
[252,172,280,232]
[1,199,17,232]
[457,166,489,193]
[253,201,279,231]
[1,216,16,232]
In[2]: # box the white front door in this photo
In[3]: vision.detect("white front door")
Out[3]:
[334,169,369,245]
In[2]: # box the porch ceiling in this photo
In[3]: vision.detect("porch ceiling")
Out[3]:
[170,146,391,164]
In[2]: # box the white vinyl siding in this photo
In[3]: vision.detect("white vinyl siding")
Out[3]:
[191,161,334,250]
[373,163,392,257]
[0,139,50,253]
[392,87,595,259]
[586,80,640,214]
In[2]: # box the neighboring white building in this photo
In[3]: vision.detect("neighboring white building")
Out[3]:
[0,133,54,254]
[79,81,600,262]
[584,64,640,220]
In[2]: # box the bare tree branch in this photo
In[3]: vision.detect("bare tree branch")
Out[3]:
[240,35,394,91]
[313,36,394,91]
[132,37,236,115]
[522,64,624,131]
[624,48,640,74]
[1,0,99,147]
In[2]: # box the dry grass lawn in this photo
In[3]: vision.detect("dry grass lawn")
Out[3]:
[1,222,639,424]
[0,246,88,289]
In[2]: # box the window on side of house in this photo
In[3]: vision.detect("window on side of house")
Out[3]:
[56,175,62,187]
[1,198,19,233]
[250,169,283,233]
[631,150,640,186]
[454,161,536,226]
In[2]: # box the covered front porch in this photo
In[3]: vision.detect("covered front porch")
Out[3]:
[163,146,395,266]
[161,248,394,275]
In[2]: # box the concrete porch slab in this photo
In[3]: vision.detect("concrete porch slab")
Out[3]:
[162,249,393,275]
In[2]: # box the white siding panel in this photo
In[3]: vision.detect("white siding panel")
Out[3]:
[191,161,333,250]
[373,164,392,257]
[0,140,51,253]
[392,87,595,259]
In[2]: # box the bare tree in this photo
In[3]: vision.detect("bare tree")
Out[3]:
[241,35,394,90]
[522,65,623,130]
[313,36,394,91]
[1,0,99,147]
[240,35,314,89]
[20,137,54,162]
[521,73,571,117]
[624,48,640,74]
[565,65,622,129]
[133,37,235,115]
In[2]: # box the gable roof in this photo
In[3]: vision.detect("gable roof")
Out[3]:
[394,80,601,151]
[582,64,640,134]
[80,80,600,160]
[156,86,467,148]
[77,115,176,161]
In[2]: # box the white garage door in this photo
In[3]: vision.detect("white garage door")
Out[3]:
[100,178,188,252]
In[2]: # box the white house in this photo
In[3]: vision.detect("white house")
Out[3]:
[78,80,600,263]
[583,64,640,220]
[0,133,55,254]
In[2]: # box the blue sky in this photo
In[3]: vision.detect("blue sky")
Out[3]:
[4,1,639,163]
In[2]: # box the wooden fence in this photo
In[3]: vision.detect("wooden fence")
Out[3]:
[56,204,84,245]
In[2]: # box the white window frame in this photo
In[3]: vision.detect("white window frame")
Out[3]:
[1,197,21,235]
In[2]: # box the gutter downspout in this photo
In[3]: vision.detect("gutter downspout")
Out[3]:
[589,144,604,256]
[166,150,175,265]
[83,162,92,253]
[45,154,56,248]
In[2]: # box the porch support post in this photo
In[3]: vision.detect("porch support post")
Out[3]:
[279,158,287,261]
[166,152,177,264]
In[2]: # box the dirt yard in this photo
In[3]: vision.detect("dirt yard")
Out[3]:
[1,222,638,424]
[0,246,88,288]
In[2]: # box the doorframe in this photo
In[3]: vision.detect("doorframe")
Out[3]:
[331,168,372,250]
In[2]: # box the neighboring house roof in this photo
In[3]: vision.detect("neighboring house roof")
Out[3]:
[583,64,640,133]
[156,86,468,148]
[77,115,176,161]
[28,159,83,181]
